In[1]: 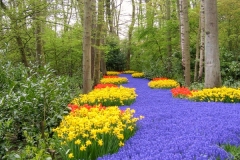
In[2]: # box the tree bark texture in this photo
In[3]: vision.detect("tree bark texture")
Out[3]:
[198,0,205,82]
[126,0,135,70]
[204,0,221,88]
[166,0,172,74]
[82,0,93,94]
[91,0,96,79]
[179,0,191,86]
[106,0,114,34]
[93,0,104,87]
[194,20,200,82]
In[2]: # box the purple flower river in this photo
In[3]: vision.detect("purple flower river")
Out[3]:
[98,74,240,160]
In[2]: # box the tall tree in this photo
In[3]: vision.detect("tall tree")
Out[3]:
[179,0,191,86]
[126,0,135,70]
[93,0,104,86]
[138,0,143,27]
[198,0,205,81]
[0,0,29,67]
[194,18,200,82]
[82,0,93,93]
[106,0,114,34]
[166,0,172,74]
[76,0,84,25]
[34,0,45,67]
[204,0,221,88]
[145,0,154,28]
[91,0,97,79]
[115,0,123,36]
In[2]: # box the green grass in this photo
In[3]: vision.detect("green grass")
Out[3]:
[223,144,240,160]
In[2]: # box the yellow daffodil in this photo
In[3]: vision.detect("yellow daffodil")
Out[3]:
[68,153,74,159]
[80,144,86,151]
[98,139,103,146]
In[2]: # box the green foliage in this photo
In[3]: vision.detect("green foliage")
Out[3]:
[220,49,240,82]
[189,82,204,90]
[129,12,181,79]
[105,37,125,71]
[0,62,73,158]
[44,26,83,76]
[3,132,54,160]
[223,144,240,160]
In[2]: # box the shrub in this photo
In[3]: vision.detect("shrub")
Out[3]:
[0,63,72,158]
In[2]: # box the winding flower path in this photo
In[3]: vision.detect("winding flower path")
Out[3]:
[99,74,240,160]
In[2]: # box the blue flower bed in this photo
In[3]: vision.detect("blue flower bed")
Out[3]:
[98,74,240,160]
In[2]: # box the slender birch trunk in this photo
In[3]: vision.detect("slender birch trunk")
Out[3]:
[179,0,191,86]
[198,0,205,82]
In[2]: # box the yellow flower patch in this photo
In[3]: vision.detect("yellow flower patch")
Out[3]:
[188,87,240,103]
[132,72,144,78]
[100,77,128,85]
[106,71,120,76]
[123,70,136,74]
[148,79,179,89]
[71,86,137,106]
[53,105,143,160]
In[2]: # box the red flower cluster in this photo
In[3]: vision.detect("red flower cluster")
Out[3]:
[103,76,119,78]
[68,104,106,112]
[152,77,168,81]
[94,83,118,89]
[68,104,79,112]
[171,87,193,98]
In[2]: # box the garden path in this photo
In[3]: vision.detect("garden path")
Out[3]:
[99,74,240,160]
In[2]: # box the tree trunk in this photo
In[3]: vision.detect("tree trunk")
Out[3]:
[198,0,205,82]
[138,0,143,27]
[0,5,3,51]
[1,0,29,67]
[145,0,153,28]
[179,0,191,86]
[166,0,172,75]
[204,0,221,88]
[77,0,84,25]
[35,0,44,67]
[82,0,93,94]
[126,0,135,70]
[115,0,123,36]
[194,20,200,82]
[106,0,114,34]
[16,36,29,67]
[93,0,104,87]
[91,0,96,79]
